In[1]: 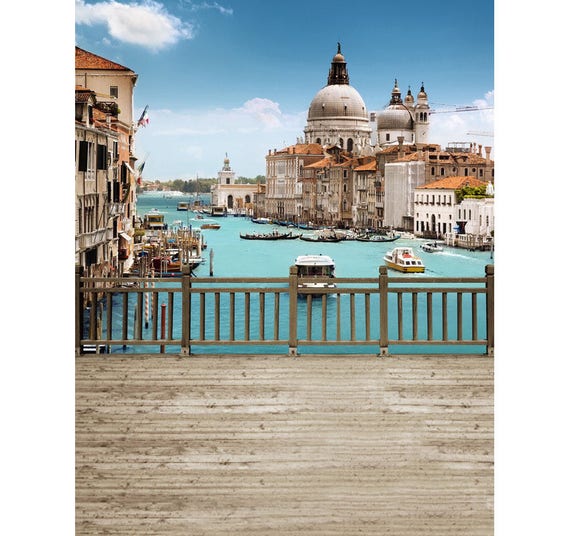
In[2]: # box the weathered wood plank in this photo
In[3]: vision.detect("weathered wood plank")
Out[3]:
[76,355,493,535]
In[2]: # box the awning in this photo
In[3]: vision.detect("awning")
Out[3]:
[119,232,133,242]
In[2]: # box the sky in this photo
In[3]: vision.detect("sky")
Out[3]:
[73,0,495,180]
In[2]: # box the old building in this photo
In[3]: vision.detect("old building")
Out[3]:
[75,47,141,273]
[265,142,324,222]
[414,175,491,241]
[210,154,260,215]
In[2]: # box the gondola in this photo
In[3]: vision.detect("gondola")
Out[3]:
[240,231,301,240]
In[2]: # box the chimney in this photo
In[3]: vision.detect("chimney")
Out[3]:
[484,146,492,165]
[478,144,482,156]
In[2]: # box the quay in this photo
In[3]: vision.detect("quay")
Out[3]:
[76,353,493,535]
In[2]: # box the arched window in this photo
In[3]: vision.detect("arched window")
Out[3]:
[347,138,353,152]
[441,167,445,176]
[339,138,344,148]
[316,138,321,145]
[245,195,251,203]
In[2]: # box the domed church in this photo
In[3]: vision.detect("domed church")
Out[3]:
[304,43,372,154]
[376,79,430,147]
[303,44,430,153]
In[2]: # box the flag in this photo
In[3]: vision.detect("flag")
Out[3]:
[137,161,146,185]
[137,105,149,127]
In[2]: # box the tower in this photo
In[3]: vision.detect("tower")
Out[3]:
[414,83,430,145]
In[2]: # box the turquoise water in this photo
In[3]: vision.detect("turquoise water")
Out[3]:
[103,191,494,355]
[136,191,493,279]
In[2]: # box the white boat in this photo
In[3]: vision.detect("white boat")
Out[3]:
[294,254,336,291]
[142,209,167,230]
[384,247,425,273]
[420,241,444,253]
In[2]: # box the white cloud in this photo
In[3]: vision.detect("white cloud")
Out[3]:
[430,91,495,152]
[134,99,306,179]
[187,1,233,15]
[75,0,194,50]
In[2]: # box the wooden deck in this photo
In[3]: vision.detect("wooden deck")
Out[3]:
[76,354,494,535]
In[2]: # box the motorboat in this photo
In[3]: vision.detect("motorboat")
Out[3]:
[384,247,425,273]
[420,241,444,253]
[201,223,221,230]
[294,254,336,291]
[143,209,167,230]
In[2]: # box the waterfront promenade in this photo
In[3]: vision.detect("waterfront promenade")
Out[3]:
[76,353,493,535]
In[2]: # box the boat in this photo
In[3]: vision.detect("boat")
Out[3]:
[299,230,342,243]
[420,241,444,253]
[356,232,400,243]
[240,230,300,240]
[142,209,167,230]
[177,201,190,211]
[383,247,425,273]
[251,217,271,224]
[294,254,336,292]
[201,223,221,230]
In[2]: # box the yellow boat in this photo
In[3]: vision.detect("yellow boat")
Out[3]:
[384,247,425,273]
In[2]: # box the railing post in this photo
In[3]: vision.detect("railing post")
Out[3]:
[180,264,191,356]
[75,265,84,356]
[485,264,494,356]
[288,265,298,356]
[379,265,389,356]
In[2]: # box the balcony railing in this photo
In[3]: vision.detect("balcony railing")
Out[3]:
[76,265,494,357]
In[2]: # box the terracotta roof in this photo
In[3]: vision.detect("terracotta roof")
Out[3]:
[304,157,332,169]
[75,46,133,71]
[417,176,487,190]
[354,160,377,171]
[274,143,324,155]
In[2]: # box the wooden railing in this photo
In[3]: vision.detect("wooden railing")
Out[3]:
[76,264,494,356]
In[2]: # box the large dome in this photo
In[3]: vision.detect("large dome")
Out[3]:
[308,85,368,120]
[377,105,413,130]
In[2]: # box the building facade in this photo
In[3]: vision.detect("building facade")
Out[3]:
[414,175,491,240]
[75,47,141,274]
[210,155,260,215]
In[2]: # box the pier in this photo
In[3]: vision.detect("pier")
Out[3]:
[76,353,493,534]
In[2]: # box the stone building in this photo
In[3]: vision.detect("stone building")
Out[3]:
[264,143,324,222]
[75,47,141,274]
[414,175,490,240]
[210,154,259,215]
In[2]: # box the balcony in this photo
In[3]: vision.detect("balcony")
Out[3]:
[375,201,384,209]
[76,228,109,251]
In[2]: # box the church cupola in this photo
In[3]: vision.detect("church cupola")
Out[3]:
[389,79,403,105]
[327,42,349,85]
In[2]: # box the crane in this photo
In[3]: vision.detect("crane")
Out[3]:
[466,131,494,137]
[430,105,493,114]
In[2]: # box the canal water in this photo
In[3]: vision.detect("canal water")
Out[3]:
[107,191,494,355]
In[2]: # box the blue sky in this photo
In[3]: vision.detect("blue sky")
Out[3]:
[74,0,495,180]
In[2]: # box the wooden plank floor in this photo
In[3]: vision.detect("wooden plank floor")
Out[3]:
[76,354,494,535]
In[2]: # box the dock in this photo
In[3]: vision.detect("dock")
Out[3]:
[76,354,493,535]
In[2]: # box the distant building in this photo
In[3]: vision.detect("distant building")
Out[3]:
[265,143,325,222]
[210,154,261,215]
[414,176,491,242]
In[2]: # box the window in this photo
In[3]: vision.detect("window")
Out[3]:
[347,138,353,152]
[441,167,445,176]
[110,86,118,98]
[431,167,435,176]
[386,133,390,142]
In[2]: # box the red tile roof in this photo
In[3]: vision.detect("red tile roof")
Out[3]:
[75,47,133,71]
[417,176,487,190]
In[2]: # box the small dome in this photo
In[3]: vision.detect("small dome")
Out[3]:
[417,83,428,100]
[377,105,413,130]
[308,85,368,120]
[333,52,345,63]
[405,87,414,105]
